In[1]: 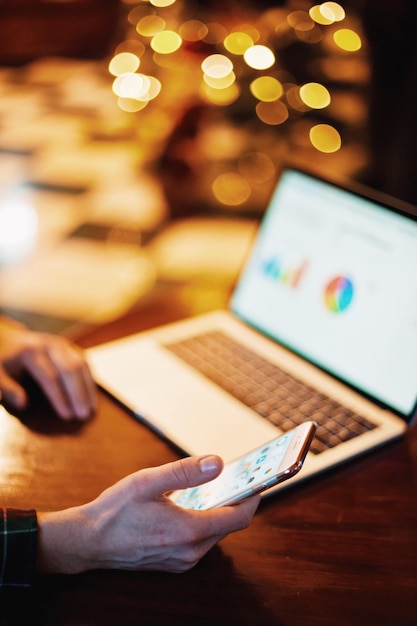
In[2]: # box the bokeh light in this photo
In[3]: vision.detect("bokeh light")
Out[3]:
[149,0,176,7]
[203,71,236,89]
[224,32,254,55]
[202,54,234,78]
[250,76,283,102]
[334,28,362,52]
[299,82,331,108]
[244,45,275,70]
[234,23,260,43]
[256,100,289,125]
[109,52,140,76]
[309,124,342,152]
[108,0,364,171]
[0,190,38,265]
[112,72,150,99]
[151,30,182,54]
[179,20,208,42]
[309,5,334,25]
[202,82,240,106]
[212,173,251,206]
[321,2,346,22]
[136,15,166,37]
[118,97,149,112]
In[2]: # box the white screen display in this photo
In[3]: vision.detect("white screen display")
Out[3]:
[231,169,417,416]
[173,430,295,510]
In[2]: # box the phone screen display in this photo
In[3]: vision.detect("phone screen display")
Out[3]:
[173,429,298,510]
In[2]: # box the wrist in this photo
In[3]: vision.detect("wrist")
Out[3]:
[37,505,96,575]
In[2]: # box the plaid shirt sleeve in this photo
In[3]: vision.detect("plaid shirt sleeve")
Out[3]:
[0,508,38,588]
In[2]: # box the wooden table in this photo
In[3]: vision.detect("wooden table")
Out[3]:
[1,285,417,626]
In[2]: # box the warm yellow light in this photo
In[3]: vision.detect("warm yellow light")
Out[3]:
[144,76,162,100]
[0,191,38,265]
[136,15,165,37]
[109,52,140,76]
[224,32,254,55]
[333,28,362,51]
[118,97,148,113]
[309,5,334,25]
[112,72,151,99]
[201,83,240,106]
[234,23,260,43]
[322,2,345,21]
[151,30,182,54]
[250,76,283,102]
[202,54,233,79]
[179,20,208,42]
[149,0,176,7]
[309,124,341,152]
[256,101,289,125]
[244,45,275,70]
[212,173,251,206]
[203,71,236,89]
[117,74,161,105]
[299,82,331,108]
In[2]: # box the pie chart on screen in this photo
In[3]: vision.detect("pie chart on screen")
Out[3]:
[324,275,354,312]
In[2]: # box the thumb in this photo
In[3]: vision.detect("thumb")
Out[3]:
[142,455,224,498]
[0,369,28,410]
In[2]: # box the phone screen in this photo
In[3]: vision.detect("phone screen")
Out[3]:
[172,424,314,510]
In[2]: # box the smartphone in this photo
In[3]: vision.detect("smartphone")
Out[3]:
[170,421,316,510]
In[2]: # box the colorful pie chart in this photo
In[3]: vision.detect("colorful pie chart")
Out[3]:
[324,275,354,312]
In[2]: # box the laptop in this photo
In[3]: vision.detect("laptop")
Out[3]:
[87,166,417,491]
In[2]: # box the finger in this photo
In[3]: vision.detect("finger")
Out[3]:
[0,367,28,410]
[175,496,261,567]
[169,496,261,571]
[138,456,224,499]
[46,342,97,419]
[80,360,98,412]
[21,337,95,420]
[21,344,76,420]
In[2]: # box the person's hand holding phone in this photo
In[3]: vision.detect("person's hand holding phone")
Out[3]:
[37,455,260,575]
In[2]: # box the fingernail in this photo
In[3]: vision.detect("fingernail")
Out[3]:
[200,455,219,473]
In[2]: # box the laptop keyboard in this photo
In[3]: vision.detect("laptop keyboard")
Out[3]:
[165,330,377,455]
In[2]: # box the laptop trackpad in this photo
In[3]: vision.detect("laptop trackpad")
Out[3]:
[90,338,277,461]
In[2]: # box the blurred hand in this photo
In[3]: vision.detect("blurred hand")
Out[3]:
[0,316,96,420]
[38,455,260,574]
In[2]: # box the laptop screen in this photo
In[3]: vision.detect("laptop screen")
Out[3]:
[231,168,417,418]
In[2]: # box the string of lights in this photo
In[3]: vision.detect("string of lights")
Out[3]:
[109,0,365,157]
